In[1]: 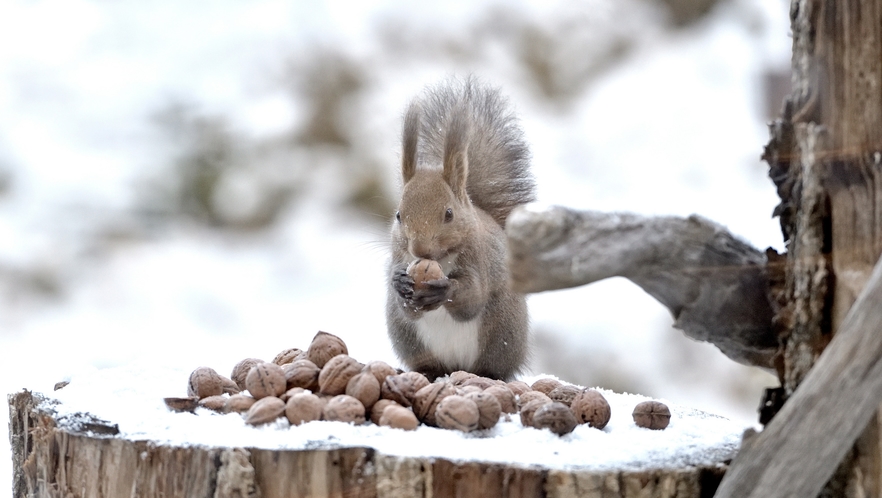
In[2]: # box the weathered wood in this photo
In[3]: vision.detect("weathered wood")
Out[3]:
[9,390,728,498]
[432,459,546,497]
[715,254,882,497]
[756,0,882,494]
[505,206,778,369]
[250,446,377,498]
[780,123,832,394]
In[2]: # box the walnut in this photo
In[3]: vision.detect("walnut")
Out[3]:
[345,371,381,410]
[518,390,551,409]
[245,362,287,400]
[285,392,324,426]
[225,394,256,414]
[280,387,306,402]
[188,367,225,399]
[532,402,578,435]
[483,385,517,414]
[632,401,671,430]
[519,398,551,428]
[460,376,497,391]
[272,348,305,366]
[531,378,563,395]
[322,395,366,424]
[464,392,502,430]
[370,399,399,425]
[435,395,480,432]
[457,385,484,396]
[548,385,583,407]
[318,355,363,396]
[363,360,398,386]
[220,376,240,395]
[245,396,286,426]
[407,258,445,290]
[412,382,456,426]
[164,396,199,413]
[506,381,532,396]
[198,395,227,412]
[448,370,477,386]
[306,331,348,368]
[570,390,611,429]
[230,358,263,392]
[378,404,419,431]
[283,359,321,391]
[381,371,430,407]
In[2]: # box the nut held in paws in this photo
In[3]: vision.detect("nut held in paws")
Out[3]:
[407,259,445,290]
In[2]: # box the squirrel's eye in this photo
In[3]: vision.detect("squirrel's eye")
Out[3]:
[444,208,454,223]
[395,211,401,222]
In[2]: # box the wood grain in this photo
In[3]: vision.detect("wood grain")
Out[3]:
[9,390,728,498]
[505,205,778,369]
[715,254,882,497]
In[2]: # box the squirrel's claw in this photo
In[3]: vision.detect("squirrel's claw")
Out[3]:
[392,270,415,300]
[410,279,450,310]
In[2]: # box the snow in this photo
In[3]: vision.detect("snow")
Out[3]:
[39,363,742,471]
[1,0,792,492]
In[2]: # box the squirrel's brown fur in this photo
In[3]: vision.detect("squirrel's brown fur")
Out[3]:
[386,77,535,381]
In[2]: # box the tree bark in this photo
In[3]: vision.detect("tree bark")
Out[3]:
[8,390,728,498]
[753,0,882,494]
[505,207,779,369]
[714,254,882,497]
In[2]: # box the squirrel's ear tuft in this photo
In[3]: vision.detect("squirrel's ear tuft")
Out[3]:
[401,101,420,184]
[443,107,469,201]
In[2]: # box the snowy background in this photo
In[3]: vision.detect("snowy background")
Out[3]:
[2,0,790,490]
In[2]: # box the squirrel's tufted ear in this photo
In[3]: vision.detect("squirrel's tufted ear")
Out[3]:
[443,107,469,201]
[401,101,420,184]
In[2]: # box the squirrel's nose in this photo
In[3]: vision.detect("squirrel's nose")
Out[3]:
[409,240,435,260]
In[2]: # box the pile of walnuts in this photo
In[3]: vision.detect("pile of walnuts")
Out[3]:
[165,331,670,435]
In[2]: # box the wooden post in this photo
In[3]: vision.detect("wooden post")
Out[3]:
[738,0,882,494]
[714,254,882,497]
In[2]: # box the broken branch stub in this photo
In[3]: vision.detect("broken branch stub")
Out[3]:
[505,204,778,369]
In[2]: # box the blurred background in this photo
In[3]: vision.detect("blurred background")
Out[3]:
[2,0,790,486]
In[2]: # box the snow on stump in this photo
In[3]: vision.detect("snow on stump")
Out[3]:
[9,365,742,498]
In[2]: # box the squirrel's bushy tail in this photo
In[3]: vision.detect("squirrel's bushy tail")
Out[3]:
[407,77,535,227]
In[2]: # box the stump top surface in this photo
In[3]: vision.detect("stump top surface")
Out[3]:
[31,363,743,472]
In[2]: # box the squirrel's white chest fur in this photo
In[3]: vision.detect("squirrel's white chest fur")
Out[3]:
[413,253,480,370]
[415,308,481,371]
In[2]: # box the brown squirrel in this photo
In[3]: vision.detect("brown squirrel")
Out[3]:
[386,78,536,381]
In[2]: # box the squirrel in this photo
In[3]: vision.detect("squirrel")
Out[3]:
[386,77,536,381]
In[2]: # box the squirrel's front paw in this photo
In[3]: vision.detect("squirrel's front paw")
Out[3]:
[410,278,450,310]
[393,269,415,301]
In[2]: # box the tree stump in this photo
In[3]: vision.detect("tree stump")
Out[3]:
[9,383,736,498]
